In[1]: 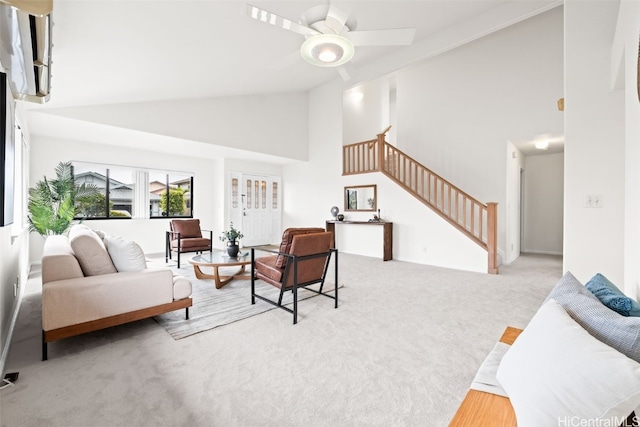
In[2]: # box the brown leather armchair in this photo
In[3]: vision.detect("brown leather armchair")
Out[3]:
[251,228,338,324]
[165,219,212,268]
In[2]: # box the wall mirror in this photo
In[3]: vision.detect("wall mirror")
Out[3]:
[344,185,377,212]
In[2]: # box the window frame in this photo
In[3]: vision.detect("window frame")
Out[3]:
[72,161,195,221]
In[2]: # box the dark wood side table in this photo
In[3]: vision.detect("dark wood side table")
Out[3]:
[326,220,393,261]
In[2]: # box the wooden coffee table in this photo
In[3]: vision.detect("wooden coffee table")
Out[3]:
[189,252,252,289]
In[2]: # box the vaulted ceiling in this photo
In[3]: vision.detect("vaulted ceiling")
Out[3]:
[24,0,563,157]
[34,0,559,108]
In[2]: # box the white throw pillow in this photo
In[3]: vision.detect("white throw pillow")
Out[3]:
[496,299,640,427]
[103,235,147,272]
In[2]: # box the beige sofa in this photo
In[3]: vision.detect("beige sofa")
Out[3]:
[41,224,192,360]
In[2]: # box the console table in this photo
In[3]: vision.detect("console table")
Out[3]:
[325,220,393,261]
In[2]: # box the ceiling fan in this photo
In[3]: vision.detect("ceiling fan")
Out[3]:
[242,3,416,80]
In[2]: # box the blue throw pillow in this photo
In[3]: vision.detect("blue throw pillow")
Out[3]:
[547,272,640,362]
[585,273,640,317]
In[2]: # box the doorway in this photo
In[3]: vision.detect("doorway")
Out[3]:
[229,172,281,247]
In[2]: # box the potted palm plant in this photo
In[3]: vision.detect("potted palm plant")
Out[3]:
[28,161,99,237]
[219,222,244,257]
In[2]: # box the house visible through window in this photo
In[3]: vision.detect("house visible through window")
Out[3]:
[72,162,194,220]
[148,172,193,218]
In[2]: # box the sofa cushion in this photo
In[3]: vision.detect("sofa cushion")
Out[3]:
[171,219,202,238]
[545,272,640,363]
[496,299,640,427]
[585,273,640,317]
[103,234,147,272]
[68,225,117,276]
[275,228,326,268]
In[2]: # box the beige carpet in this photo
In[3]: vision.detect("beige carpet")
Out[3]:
[0,252,562,427]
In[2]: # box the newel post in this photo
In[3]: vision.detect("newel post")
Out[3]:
[377,125,391,172]
[487,202,498,274]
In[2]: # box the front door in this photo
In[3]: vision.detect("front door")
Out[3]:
[229,173,281,247]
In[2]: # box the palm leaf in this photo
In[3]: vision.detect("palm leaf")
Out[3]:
[27,161,100,236]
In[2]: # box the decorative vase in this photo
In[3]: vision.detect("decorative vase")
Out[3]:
[337,214,344,221]
[330,206,339,219]
[227,241,239,257]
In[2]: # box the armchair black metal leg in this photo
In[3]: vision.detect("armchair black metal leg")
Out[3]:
[251,249,256,304]
[177,250,180,269]
[42,330,47,361]
[293,259,298,325]
[334,250,339,309]
[293,285,298,325]
[165,232,170,263]
[185,307,190,320]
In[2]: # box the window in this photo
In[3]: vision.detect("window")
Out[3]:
[149,172,193,218]
[72,162,194,220]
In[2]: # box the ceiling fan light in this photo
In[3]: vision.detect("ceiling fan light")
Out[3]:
[317,44,340,63]
[300,34,354,67]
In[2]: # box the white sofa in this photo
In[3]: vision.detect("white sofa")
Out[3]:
[41,224,192,360]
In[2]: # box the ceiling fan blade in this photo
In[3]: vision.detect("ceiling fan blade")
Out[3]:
[242,4,320,37]
[346,28,416,46]
[325,4,350,35]
[337,62,358,81]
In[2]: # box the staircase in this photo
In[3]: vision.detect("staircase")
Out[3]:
[343,126,498,274]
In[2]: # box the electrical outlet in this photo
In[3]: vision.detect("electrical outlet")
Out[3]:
[12,283,17,297]
[584,194,604,208]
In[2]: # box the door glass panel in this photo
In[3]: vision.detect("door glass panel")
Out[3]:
[232,178,238,209]
[272,182,278,209]
[254,181,259,209]
[246,180,252,209]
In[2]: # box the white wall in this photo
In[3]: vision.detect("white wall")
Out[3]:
[616,0,640,299]
[523,153,564,255]
[33,92,309,161]
[342,77,387,145]
[0,99,30,370]
[505,142,525,264]
[563,0,625,285]
[282,79,344,231]
[391,7,563,264]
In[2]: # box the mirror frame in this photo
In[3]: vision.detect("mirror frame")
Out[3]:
[344,185,377,212]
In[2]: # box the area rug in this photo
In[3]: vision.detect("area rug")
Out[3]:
[153,262,340,340]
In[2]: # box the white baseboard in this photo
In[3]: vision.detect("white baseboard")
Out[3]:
[521,249,563,256]
[0,282,25,376]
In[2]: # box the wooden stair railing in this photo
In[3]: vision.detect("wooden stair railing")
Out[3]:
[343,127,499,274]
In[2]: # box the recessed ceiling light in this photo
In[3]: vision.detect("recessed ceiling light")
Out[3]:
[535,140,549,150]
[300,34,354,67]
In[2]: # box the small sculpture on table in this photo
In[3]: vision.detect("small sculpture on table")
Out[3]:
[330,206,339,219]
[369,209,382,222]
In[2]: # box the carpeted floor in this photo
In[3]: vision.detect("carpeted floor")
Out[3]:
[0,252,562,427]
[153,255,340,339]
